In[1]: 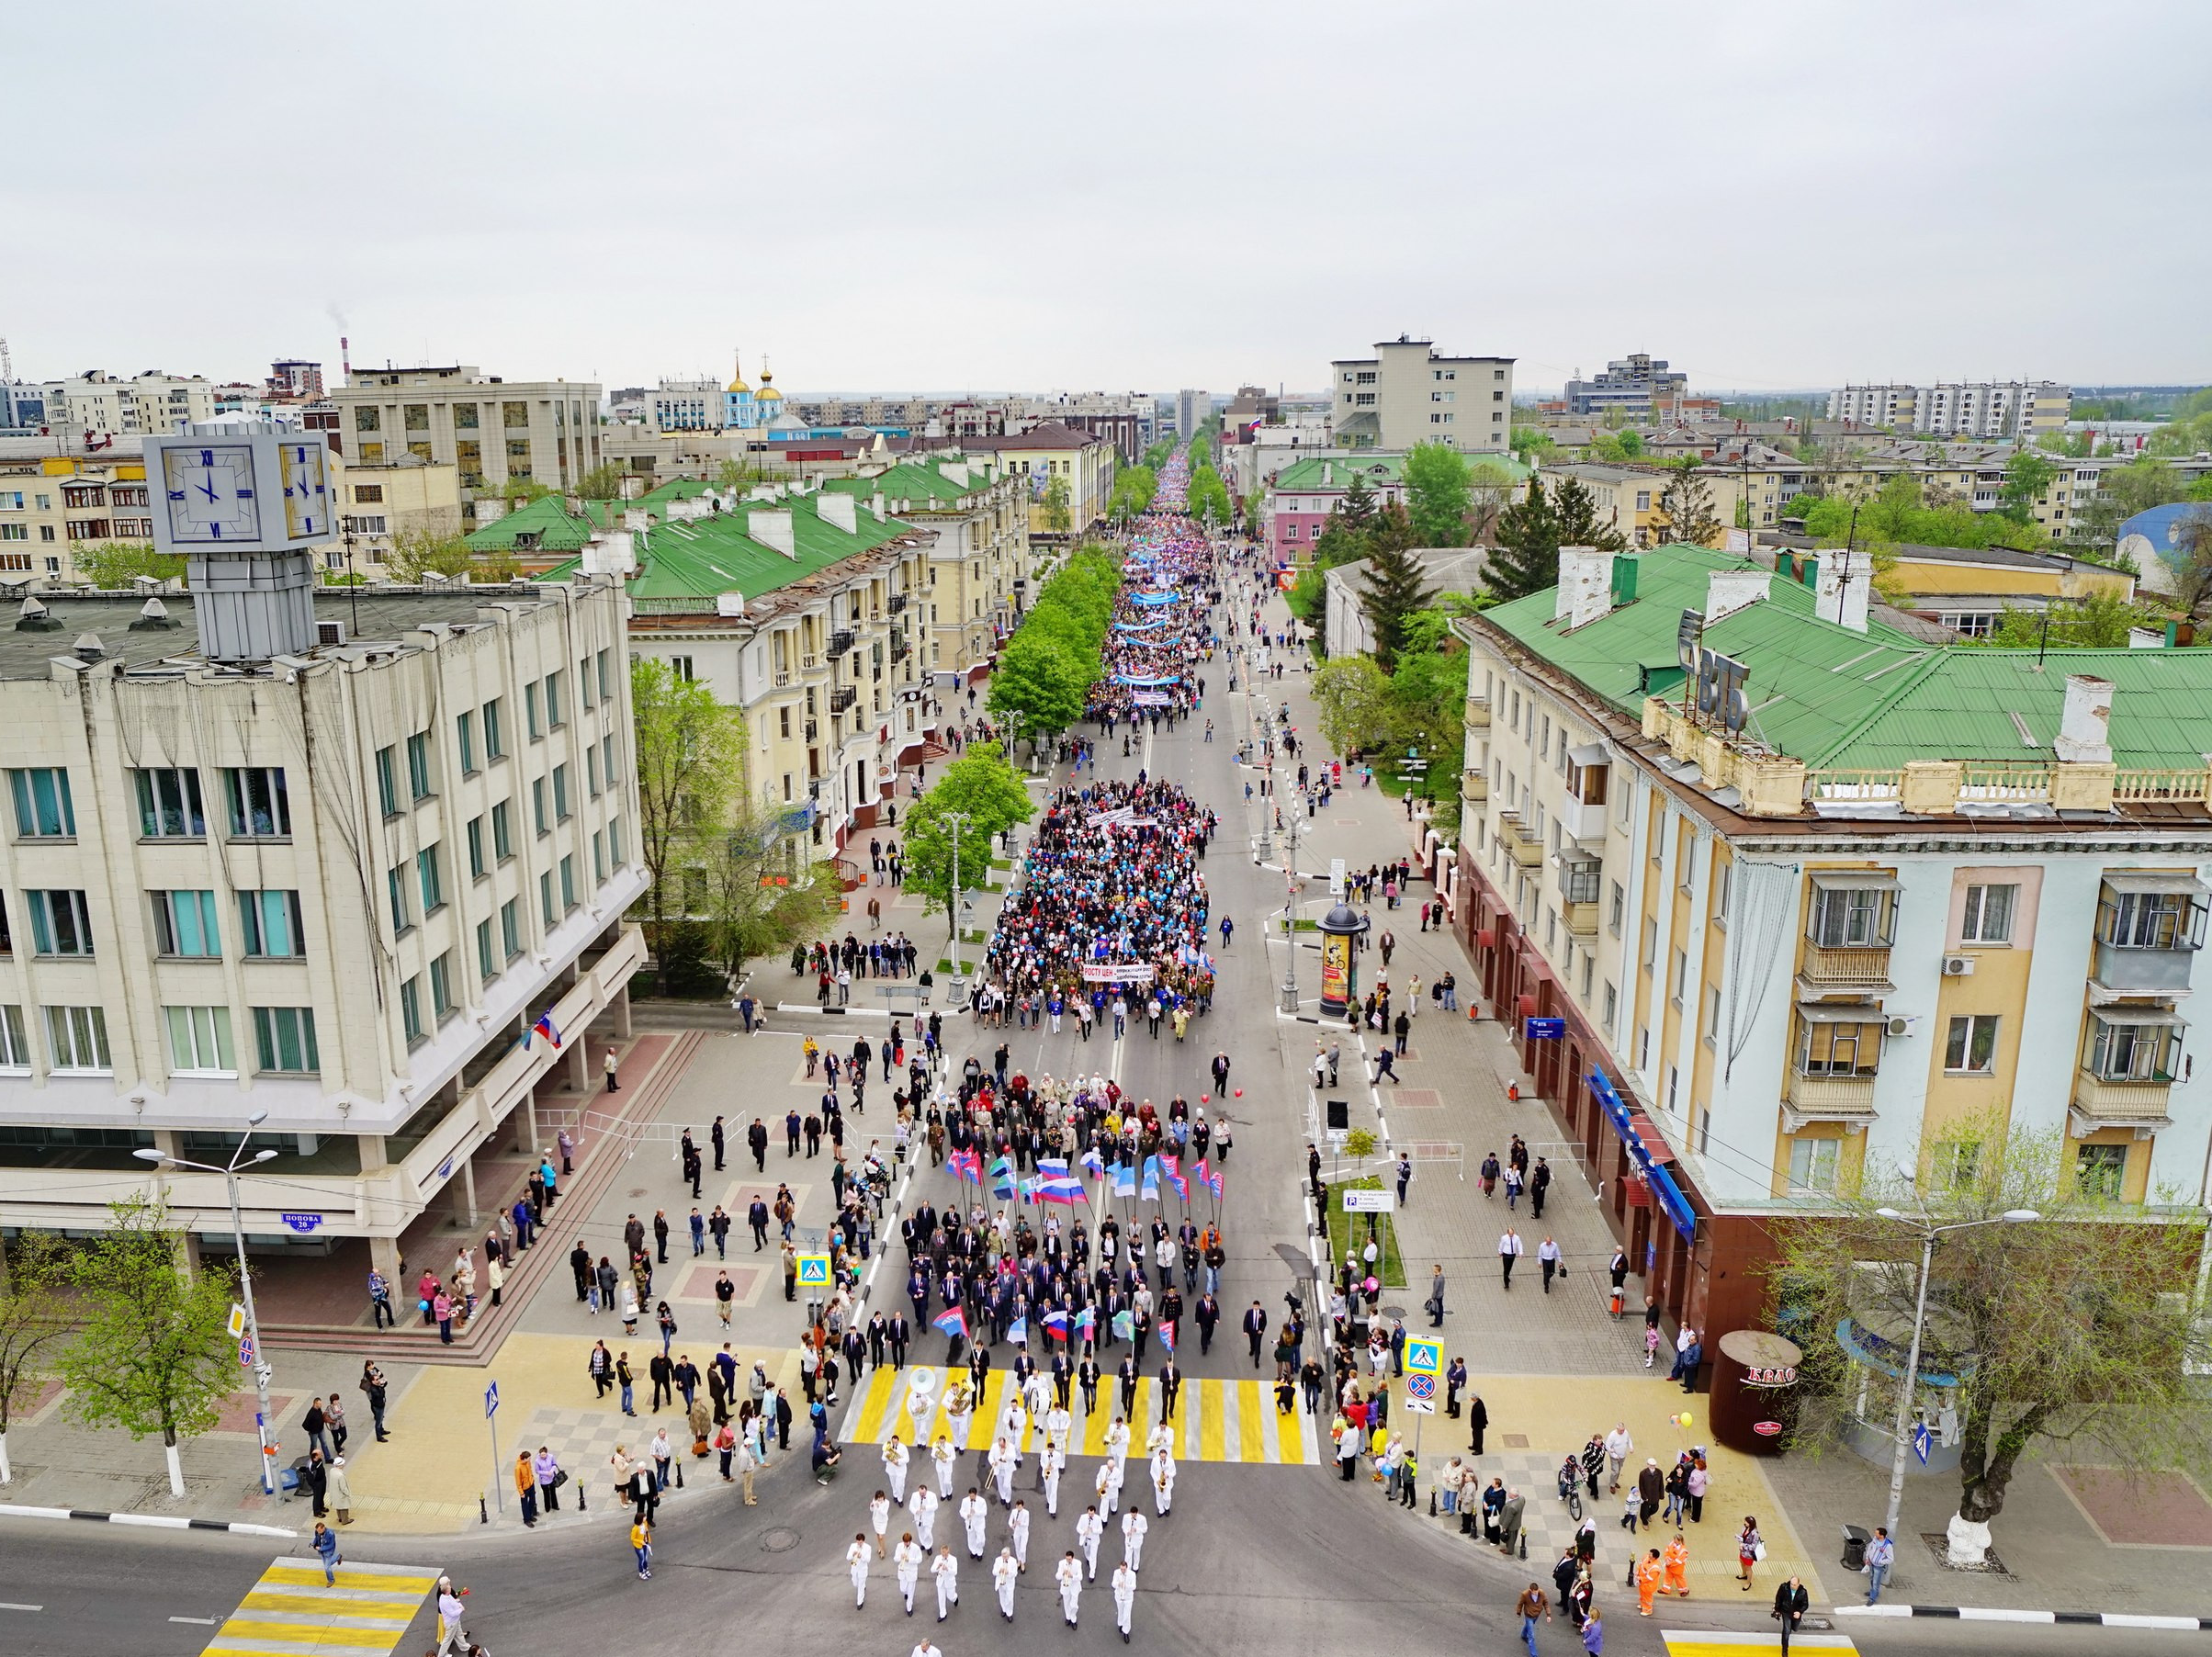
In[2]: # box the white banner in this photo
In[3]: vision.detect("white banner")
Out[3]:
[1080,964,1157,985]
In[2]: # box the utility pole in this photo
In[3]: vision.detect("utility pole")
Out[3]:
[944,809,974,997]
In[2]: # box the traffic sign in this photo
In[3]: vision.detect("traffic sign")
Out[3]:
[1406,1372,1437,1401]
[227,1302,247,1340]
[485,1380,500,1419]
[1341,1189,1394,1213]
[796,1253,832,1288]
[1402,1396,1436,1415]
[237,1335,254,1367]
[1913,1420,1932,1465]
[1329,858,1346,897]
[1404,1338,1442,1379]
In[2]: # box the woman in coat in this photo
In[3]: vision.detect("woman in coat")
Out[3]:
[327,1455,354,1525]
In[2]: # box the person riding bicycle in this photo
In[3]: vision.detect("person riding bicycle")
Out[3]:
[1558,1455,1583,1507]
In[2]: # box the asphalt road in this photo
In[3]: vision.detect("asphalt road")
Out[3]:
[6,581,2202,1657]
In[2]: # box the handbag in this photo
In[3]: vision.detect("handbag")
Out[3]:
[1753,1539,1767,1561]
[551,1468,570,1489]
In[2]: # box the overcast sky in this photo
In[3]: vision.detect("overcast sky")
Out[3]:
[9,1,2207,399]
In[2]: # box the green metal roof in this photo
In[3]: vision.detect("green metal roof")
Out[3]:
[822,461,994,510]
[579,478,714,529]
[534,492,914,602]
[1482,543,2212,771]
[464,494,598,552]
[1270,452,1528,492]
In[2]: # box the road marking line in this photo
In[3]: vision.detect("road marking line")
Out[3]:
[171,1616,219,1625]
[0,1602,44,1611]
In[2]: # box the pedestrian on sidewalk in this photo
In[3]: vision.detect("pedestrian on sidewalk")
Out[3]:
[1773,1573,1807,1651]
[1397,1155,1414,1207]
[367,1268,394,1329]
[361,1362,389,1441]
[1865,1526,1894,1603]
[329,1455,353,1526]
[515,1451,537,1527]
[1427,1264,1446,1328]
[558,1127,575,1174]
[1737,1516,1764,1590]
[1499,1228,1524,1288]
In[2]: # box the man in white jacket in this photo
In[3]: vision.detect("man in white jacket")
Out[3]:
[1076,1504,1105,1580]
[893,1532,925,1615]
[1151,1448,1177,1516]
[883,1436,909,1502]
[931,1544,960,1621]
[991,1546,1019,1621]
[1112,1558,1138,1642]
[1055,1550,1084,1626]
[1121,1506,1148,1571]
[958,1486,988,1559]
[846,1534,871,1607]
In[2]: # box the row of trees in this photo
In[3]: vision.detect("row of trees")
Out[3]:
[901,740,1036,953]
[1,1198,242,1495]
[630,658,843,995]
[1107,465,1157,523]
[987,547,1120,745]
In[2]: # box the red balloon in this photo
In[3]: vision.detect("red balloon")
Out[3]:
[1234,1089,1243,1098]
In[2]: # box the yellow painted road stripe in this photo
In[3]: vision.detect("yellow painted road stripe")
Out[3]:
[969,1372,1009,1449]
[260,1567,437,1593]
[1198,1381,1226,1460]
[1236,1381,1265,1461]
[237,1594,421,1619]
[213,1620,402,1648]
[855,1368,896,1441]
[1664,1638,1856,1655]
[1080,1391,1110,1456]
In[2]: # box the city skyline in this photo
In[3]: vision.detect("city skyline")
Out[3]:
[6,2,2209,393]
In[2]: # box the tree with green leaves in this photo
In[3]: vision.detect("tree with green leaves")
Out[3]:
[630,659,748,992]
[1336,470,1381,537]
[988,629,1092,741]
[0,1230,76,1485]
[76,541,184,590]
[1465,462,1518,546]
[902,742,1035,944]
[386,530,474,583]
[1976,592,2147,649]
[1402,443,1473,548]
[1311,655,1397,755]
[1485,477,1563,601]
[60,1196,238,1496]
[575,463,627,502]
[1507,427,1558,467]
[1767,1116,2211,1561]
[1358,540,1438,671]
[1996,450,2060,525]
[1039,475,1072,539]
[1656,460,1724,547]
[1550,474,1628,556]
[698,799,841,984]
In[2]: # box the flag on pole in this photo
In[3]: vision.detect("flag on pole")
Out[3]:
[1080,1145,1105,1179]
[1141,1156,1160,1201]
[1203,1164,1224,1198]
[1158,1153,1180,1183]
[1159,1319,1176,1354]
[1076,1307,1097,1343]
[949,1148,981,1182]
[1112,1309,1134,1340]
[522,1008,563,1050]
[1166,1167,1190,1201]
[932,1305,969,1340]
[1007,1315,1028,1346]
[1043,1307,1071,1342]
[989,1155,1015,1200]
[1111,1162,1137,1200]
[1037,1159,1084,1204]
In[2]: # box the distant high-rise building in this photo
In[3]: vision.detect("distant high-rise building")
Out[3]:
[1564,354,1687,422]
[266,359,325,401]
[1328,336,1514,453]
[1829,380,2071,442]
[1176,389,1211,439]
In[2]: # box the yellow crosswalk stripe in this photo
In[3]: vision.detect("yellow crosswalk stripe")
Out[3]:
[1236,1381,1266,1460]
[201,1557,438,1657]
[1664,1637,1856,1656]
[1198,1383,1226,1460]
[841,1371,1324,1464]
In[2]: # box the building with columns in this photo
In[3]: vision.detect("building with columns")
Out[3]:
[0,579,644,1279]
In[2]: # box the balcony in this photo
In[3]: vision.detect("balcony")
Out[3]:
[803,718,818,741]
[890,635,910,661]
[888,593,908,614]
[1797,941,1896,993]
[830,685,857,714]
[1498,811,1544,869]
[1460,770,1488,804]
[2092,874,2207,998]
[827,629,855,659]
[2069,1069,2174,1135]
[1781,1070,1879,1132]
[1560,857,1602,936]
[1462,695,1491,731]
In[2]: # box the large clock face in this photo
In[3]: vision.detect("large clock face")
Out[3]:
[277,441,328,539]
[162,445,260,543]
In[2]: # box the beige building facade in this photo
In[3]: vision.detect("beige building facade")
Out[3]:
[330,366,604,507]
[1330,335,1514,453]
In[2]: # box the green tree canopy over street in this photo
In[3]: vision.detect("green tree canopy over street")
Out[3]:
[1402,442,1473,548]
[630,657,748,992]
[988,547,1119,743]
[903,741,1036,939]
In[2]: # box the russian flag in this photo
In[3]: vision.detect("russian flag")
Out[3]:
[1043,1308,1070,1342]
[522,1008,562,1051]
[933,1305,969,1340]
[1080,1146,1105,1179]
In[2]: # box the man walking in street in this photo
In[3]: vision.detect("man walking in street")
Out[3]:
[1499,1228,1524,1289]
[1428,1263,1446,1327]
[1515,1583,1552,1657]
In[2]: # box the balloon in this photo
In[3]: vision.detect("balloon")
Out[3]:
[1234,1088,1243,1098]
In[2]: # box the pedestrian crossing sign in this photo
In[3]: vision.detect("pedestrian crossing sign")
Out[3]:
[1404,1339,1442,1378]
[796,1253,832,1288]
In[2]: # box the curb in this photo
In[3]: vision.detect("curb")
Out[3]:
[0,1503,295,1539]
[1837,1605,2212,1630]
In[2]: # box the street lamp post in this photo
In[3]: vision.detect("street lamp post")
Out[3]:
[135,1112,282,1495]
[1871,1204,2040,1544]
[943,808,975,998]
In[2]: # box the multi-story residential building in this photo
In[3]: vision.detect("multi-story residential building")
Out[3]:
[266,361,326,402]
[1225,417,1337,511]
[1007,393,1151,461]
[560,485,939,856]
[1536,461,1679,547]
[28,370,218,438]
[647,378,727,434]
[0,576,644,1274]
[1176,389,1211,441]
[1330,335,1515,454]
[1760,533,2136,638]
[1829,381,2071,443]
[1450,539,2212,1386]
[329,366,604,510]
[824,458,1030,682]
[0,451,156,580]
[1264,450,1529,563]
[333,455,465,569]
[1565,355,1689,423]
[954,424,1113,546]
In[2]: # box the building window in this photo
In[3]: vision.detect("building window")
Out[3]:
[1945,1014,2000,1074]
[353,483,385,503]
[560,854,576,911]
[1809,880,1896,948]
[1788,1135,1840,1193]
[376,745,399,815]
[387,867,409,934]
[587,748,600,798]
[407,731,434,800]
[151,889,221,958]
[0,1005,28,1069]
[540,870,555,928]
[1671,947,1687,1005]
[1704,986,1721,1044]
[2076,1142,2128,1200]
[493,800,514,861]
[545,671,564,727]
[238,890,303,957]
[401,976,424,1045]
[27,889,93,956]
[1798,1017,1880,1076]
[1959,883,2015,943]
[165,1005,236,1075]
[553,764,570,820]
[593,829,605,884]
[430,951,455,1019]
[598,648,613,702]
[1642,917,1658,970]
[477,919,496,982]
[482,697,505,759]
[2085,1014,2182,1082]
[225,767,291,838]
[501,896,522,959]
[46,1005,112,1072]
[418,844,445,914]
[9,768,75,838]
[254,1006,320,1072]
[355,407,380,433]
[534,778,549,835]
[457,710,477,773]
[603,733,618,784]
[609,815,624,868]
[526,681,542,738]
[1932,1138,1982,1190]
[1608,882,1625,936]
[468,816,486,878]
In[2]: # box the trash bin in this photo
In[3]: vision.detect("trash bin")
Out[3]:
[1841,1523,1871,1572]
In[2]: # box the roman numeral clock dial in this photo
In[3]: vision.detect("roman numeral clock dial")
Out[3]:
[162,445,260,542]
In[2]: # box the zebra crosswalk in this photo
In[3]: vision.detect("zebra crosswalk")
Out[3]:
[1663,1636,1856,1657]
[838,1364,1326,1465]
[197,1557,441,1657]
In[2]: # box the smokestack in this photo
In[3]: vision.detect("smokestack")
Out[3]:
[341,335,351,382]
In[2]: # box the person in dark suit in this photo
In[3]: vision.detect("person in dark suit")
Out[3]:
[1078,1353,1101,1413]
[1194,1293,1221,1355]
[888,1312,911,1369]
[1469,1392,1490,1456]
[1116,1355,1138,1417]
[1157,1362,1182,1420]
[711,1115,727,1171]
[1242,1301,1268,1367]
[1052,1351,1073,1410]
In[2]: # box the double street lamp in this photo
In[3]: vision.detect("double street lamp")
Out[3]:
[1869,1202,2039,1541]
[136,1112,280,1494]
[942,808,975,998]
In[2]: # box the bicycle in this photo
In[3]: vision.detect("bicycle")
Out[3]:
[1556,1458,1584,1522]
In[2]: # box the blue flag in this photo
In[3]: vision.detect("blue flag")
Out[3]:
[1141,1155,1160,1201]
[1111,1162,1136,1200]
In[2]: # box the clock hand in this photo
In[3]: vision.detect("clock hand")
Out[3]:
[198,479,218,501]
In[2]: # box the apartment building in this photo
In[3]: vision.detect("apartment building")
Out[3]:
[1564,355,1688,422]
[0,453,155,579]
[30,370,220,438]
[547,483,937,855]
[0,577,644,1270]
[1829,381,2071,443]
[954,424,1113,546]
[329,366,604,508]
[332,455,465,569]
[824,458,1030,682]
[1175,389,1211,440]
[1452,539,2212,1383]
[1329,335,1515,454]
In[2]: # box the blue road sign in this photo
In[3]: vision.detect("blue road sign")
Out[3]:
[485,1380,500,1419]
[1524,1017,1565,1041]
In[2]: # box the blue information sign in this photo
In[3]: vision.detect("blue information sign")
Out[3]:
[1524,1017,1565,1041]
